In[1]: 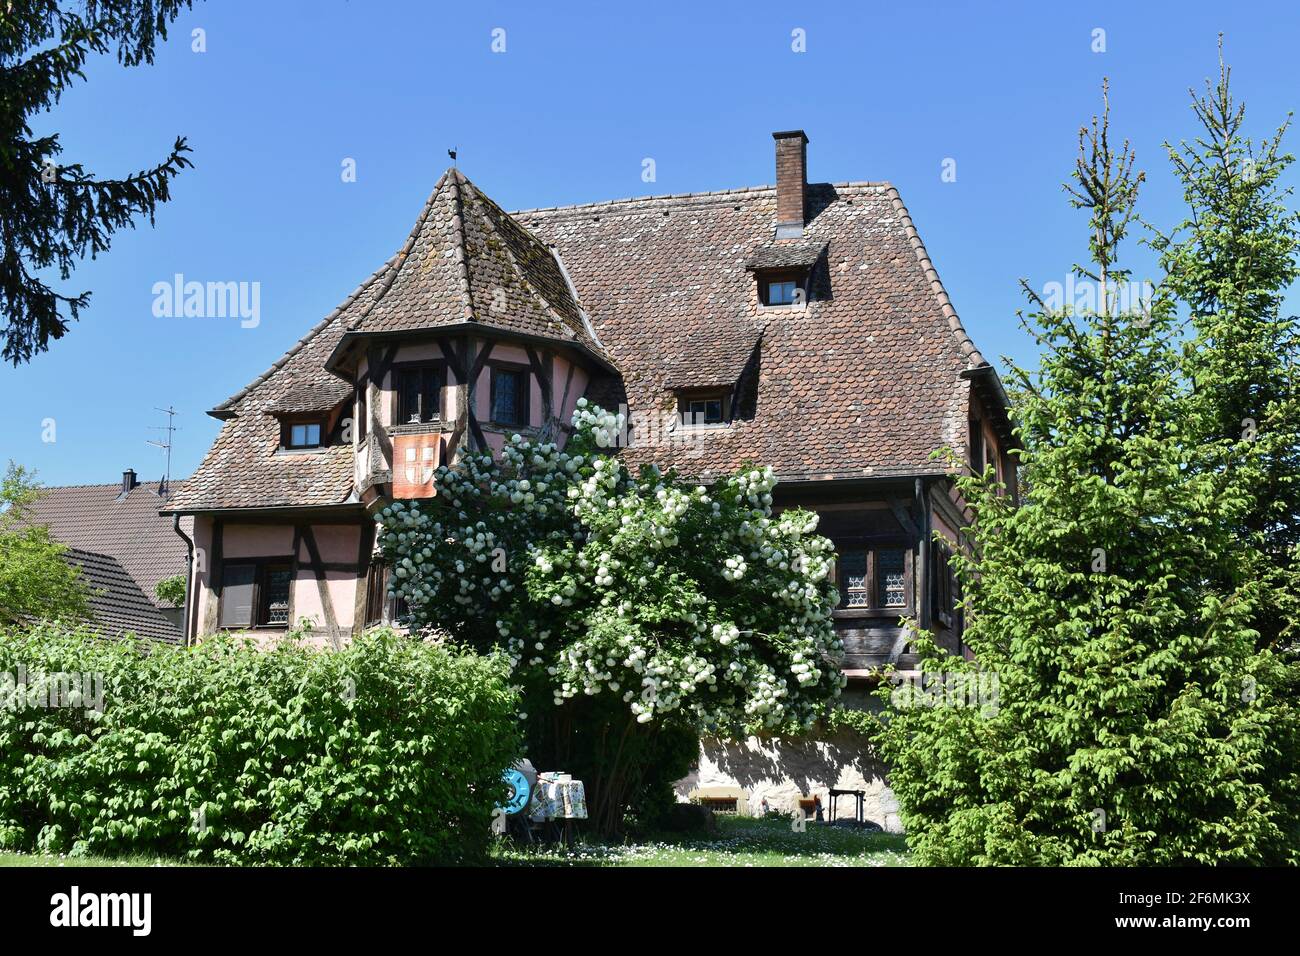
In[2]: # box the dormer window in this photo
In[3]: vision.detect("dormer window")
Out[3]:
[397,364,442,425]
[283,420,323,449]
[759,269,806,306]
[766,279,798,306]
[745,241,824,308]
[678,390,731,427]
[757,269,808,307]
[687,397,724,424]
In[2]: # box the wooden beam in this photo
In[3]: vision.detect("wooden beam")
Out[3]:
[365,345,400,474]
[442,337,469,382]
[289,526,302,625]
[525,346,552,419]
[351,519,374,637]
[887,498,920,539]
[887,627,912,664]
[558,359,575,420]
[461,337,492,453]
[201,518,224,637]
[313,560,366,573]
[300,525,342,650]
[915,479,931,631]
[468,339,495,384]
[444,419,466,461]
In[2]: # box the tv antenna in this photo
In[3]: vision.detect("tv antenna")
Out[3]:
[147,405,180,495]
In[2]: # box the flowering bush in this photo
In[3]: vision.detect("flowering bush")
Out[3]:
[378,401,844,733]
[376,401,844,830]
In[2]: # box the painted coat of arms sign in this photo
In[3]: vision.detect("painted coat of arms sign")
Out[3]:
[391,433,442,498]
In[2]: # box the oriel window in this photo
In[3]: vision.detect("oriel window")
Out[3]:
[397,365,442,424]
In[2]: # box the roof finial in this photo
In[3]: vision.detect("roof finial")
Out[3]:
[448,146,458,167]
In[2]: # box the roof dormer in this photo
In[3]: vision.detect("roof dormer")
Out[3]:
[746,239,826,309]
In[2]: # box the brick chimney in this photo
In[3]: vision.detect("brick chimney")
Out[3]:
[120,468,138,496]
[773,130,809,238]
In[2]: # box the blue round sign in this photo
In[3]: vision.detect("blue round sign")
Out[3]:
[498,768,530,815]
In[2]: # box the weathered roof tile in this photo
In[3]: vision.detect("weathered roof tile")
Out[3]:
[172,168,995,509]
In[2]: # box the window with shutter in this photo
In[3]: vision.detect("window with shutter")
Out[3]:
[218,559,295,629]
[933,541,956,624]
[219,564,256,629]
[261,564,293,625]
[364,560,389,627]
[969,418,985,472]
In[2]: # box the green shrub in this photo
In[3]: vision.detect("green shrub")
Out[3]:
[153,574,185,607]
[0,624,521,865]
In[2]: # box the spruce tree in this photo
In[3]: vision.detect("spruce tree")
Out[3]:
[1,0,195,364]
[1153,43,1300,650]
[875,85,1300,865]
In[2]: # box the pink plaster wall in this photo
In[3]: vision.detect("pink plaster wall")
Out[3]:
[552,355,592,437]
[223,524,294,558]
[298,524,359,563]
[292,570,358,631]
[530,374,543,428]
[293,524,360,630]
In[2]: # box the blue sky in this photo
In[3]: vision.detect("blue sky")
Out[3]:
[4,0,1299,487]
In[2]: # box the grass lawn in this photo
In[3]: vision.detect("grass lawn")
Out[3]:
[0,851,186,867]
[492,815,912,867]
[0,817,912,867]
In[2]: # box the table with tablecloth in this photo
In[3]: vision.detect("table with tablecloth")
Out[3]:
[528,777,588,821]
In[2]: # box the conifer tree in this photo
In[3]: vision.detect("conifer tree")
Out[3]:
[1,0,195,364]
[875,85,1300,865]
[1153,42,1300,650]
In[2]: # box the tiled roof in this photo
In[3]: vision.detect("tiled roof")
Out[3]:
[168,169,617,514]
[339,168,610,360]
[63,547,181,643]
[173,164,998,510]
[25,479,188,608]
[517,181,987,481]
[166,260,396,512]
[265,380,353,415]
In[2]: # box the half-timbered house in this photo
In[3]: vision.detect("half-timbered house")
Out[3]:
[165,131,1014,824]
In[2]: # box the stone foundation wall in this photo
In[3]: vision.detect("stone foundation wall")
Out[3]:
[674,691,903,833]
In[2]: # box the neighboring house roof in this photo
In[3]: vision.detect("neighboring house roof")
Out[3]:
[170,157,1000,511]
[25,478,188,609]
[517,181,986,481]
[62,547,181,643]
